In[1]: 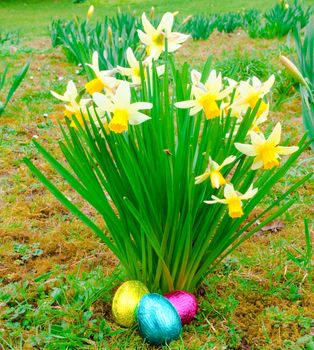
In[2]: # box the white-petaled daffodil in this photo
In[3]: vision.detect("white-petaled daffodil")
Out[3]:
[85,51,118,94]
[235,122,299,170]
[117,47,164,85]
[92,81,152,133]
[175,70,232,120]
[230,75,275,116]
[137,12,190,59]
[51,80,90,127]
[205,184,258,218]
[195,156,236,188]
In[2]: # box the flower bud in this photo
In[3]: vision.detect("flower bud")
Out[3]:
[108,25,113,45]
[182,15,192,25]
[150,6,155,18]
[87,5,94,19]
[279,55,309,88]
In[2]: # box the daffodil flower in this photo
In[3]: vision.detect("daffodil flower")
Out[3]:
[85,52,118,94]
[205,184,258,218]
[51,80,90,127]
[137,12,190,60]
[235,122,299,170]
[117,47,164,85]
[175,70,232,120]
[230,75,275,116]
[92,81,152,133]
[195,155,236,188]
[51,80,78,104]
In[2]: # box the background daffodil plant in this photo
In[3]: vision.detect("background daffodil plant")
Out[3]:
[25,12,310,293]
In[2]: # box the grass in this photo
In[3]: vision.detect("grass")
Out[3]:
[1,1,314,349]
[1,0,314,38]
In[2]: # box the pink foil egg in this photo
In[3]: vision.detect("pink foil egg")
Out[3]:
[164,290,198,325]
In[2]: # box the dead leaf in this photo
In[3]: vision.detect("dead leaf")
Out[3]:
[254,220,285,237]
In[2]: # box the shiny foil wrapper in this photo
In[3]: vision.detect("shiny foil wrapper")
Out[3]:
[137,293,182,345]
[112,280,149,327]
[164,290,198,325]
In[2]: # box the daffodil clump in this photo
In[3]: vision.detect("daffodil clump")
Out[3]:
[27,11,310,293]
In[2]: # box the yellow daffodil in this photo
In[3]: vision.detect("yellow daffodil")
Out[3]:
[51,80,90,127]
[137,12,190,60]
[85,52,118,94]
[230,75,275,116]
[175,70,232,119]
[205,184,258,218]
[92,81,152,133]
[235,122,299,170]
[195,155,236,188]
[117,47,164,85]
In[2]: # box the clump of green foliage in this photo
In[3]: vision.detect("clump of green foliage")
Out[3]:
[50,13,139,80]
[216,12,243,33]
[248,0,312,39]
[291,22,314,148]
[182,15,217,39]
[0,31,20,47]
[214,53,271,81]
[179,0,312,40]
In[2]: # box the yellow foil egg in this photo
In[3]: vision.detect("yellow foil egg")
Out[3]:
[112,280,149,327]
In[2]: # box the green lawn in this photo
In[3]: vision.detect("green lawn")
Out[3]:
[1,0,314,38]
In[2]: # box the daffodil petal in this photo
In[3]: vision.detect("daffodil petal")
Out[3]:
[191,69,201,86]
[129,112,151,125]
[157,12,174,33]
[235,143,257,156]
[92,51,99,70]
[195,172,210,184]
[117,66,132,77]
[262,74,275,93]
[276,146,299,155]
[126,47,138,68]
[112,81,130,107]
[251,132,265,145]
[211,173,221,189]
[267,122,281,146]
[137,30,151,46]
[251,159,263,170]
[241,186,258,200]
[175,100,197,109]
[142,13,157,36]
[51,90,68,102]
[131,102,153,111]
[156,65,165,76]
[220,155,236,168]
[92,92,114,112]
[224,184,238,199]
[190,106,202,115]
[167,43,182,52]
[204,197,227,204]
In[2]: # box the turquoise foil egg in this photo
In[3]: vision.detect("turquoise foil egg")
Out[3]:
[137,293,182,345]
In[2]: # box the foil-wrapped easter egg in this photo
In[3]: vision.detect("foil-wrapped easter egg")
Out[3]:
[112,280,149,327]
[164,290,198,325]
[137,293,182,345]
